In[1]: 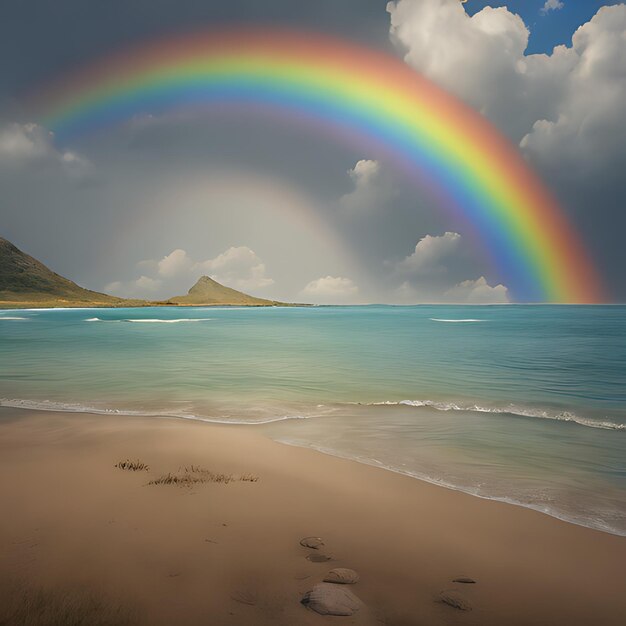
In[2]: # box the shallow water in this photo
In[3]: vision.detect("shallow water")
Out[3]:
[1,305,625,534]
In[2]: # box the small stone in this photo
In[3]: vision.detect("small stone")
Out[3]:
[453,577,476,584]
[301,583,362,616]
[306,553,332,563]
[323,568,360,584]
[300,536,324,550]
[438,590,471,611]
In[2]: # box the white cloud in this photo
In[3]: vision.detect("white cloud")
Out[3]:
[520,6,626,182]
[157,248,194,278]
[105,245,274,299]
[300,276,359,303]
[444,277,509,303]
[389,232,509,302]
[195,246,274,290]
[104,276,163,298]
[134,275,162,293]
[349,159,379,186]
[387,1,626,153]
[0,122,92,179]
[339,159,395,213]
[395,232,461,276]
[541,1,564,15]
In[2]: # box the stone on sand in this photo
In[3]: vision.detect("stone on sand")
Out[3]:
[323,568,360,584]
[453,576,476,584]
[438,589,471,611]
[301,583,363,616]
[300,536,324,550]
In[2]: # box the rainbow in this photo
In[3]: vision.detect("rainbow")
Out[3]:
[33,29,604,302]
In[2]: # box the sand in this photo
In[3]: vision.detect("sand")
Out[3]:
[0,407,624,625]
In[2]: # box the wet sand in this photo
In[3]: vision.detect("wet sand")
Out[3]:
[0,407,624,625]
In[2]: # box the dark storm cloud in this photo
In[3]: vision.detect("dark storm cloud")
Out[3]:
[0,0,392,97]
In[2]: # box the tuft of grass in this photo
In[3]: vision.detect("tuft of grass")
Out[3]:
[115,459,149,472]
[0,578,138,625]
[148,465,259,487]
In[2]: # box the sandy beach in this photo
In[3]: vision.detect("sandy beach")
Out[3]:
[0,407,624,626]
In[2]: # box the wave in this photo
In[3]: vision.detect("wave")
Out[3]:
[85,317,212,323]
[0,316,27,320]
[360,400,626,431]
[430,318,485,323]
[272,439,626,537]
[0,397,335,425]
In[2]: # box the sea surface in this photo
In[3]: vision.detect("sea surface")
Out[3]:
[1,305,625,535]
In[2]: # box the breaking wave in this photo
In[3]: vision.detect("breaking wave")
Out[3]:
[359,400,625,431]
[430,318,485,323]
[85,317,212,323]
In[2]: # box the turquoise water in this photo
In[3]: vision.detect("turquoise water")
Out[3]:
[1,305,625,534]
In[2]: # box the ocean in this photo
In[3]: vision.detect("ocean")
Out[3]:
[1,305,625,535]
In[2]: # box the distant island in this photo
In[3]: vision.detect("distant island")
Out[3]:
[0,237,298,308]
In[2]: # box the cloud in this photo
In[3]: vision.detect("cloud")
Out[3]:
[395,231,461,276]
[157,248,194,278]
[194,246,274,290]
[300,276,359,303]
[104,276,163,298]
[386,0,626,150]
[339,159,396,213]
[444,277,509,303]
[106,246,274,299]
[519,7,626,183]
[0,122,92,180]
[541,1,564,15]
[389,232,509,302]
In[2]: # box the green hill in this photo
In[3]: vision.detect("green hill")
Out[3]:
[0,237,127,308]
[170,275,278,306]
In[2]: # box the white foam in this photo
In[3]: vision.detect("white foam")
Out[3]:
[0,397,336,426]
[430,318,485,323]
[84,318,212,323]
[272,439,626,537]
[360,400,626,431]
[123,318,212,323]
[0,316,27,320]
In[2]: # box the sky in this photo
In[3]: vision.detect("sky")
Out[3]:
[1,0,625,304]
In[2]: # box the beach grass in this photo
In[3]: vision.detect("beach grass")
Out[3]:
[148,465,258,486]
[0,578,137,625]
[115,459,149,471]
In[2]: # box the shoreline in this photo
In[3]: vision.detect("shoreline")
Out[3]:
[1,401,624,537]
[1,407,625,625]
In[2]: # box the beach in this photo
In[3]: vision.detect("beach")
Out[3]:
[1,407,624,626]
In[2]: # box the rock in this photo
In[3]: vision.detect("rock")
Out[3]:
[323,568,360,584]
[453,577,476,584]
[438,590,471,611]
[306,553,332,563]
[300,536,324,550]
[301,583,363,616]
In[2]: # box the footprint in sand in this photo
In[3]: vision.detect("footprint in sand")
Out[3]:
[301,582,363,616]
[438,589,472,611]
[452,576,476,584]
[299,536,324,550]
[323,568,359,584]
[306,553,333,563]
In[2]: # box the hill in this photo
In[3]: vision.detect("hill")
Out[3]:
[0,237,128,308]
[170,275,278,306]
[0,237,296,308]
